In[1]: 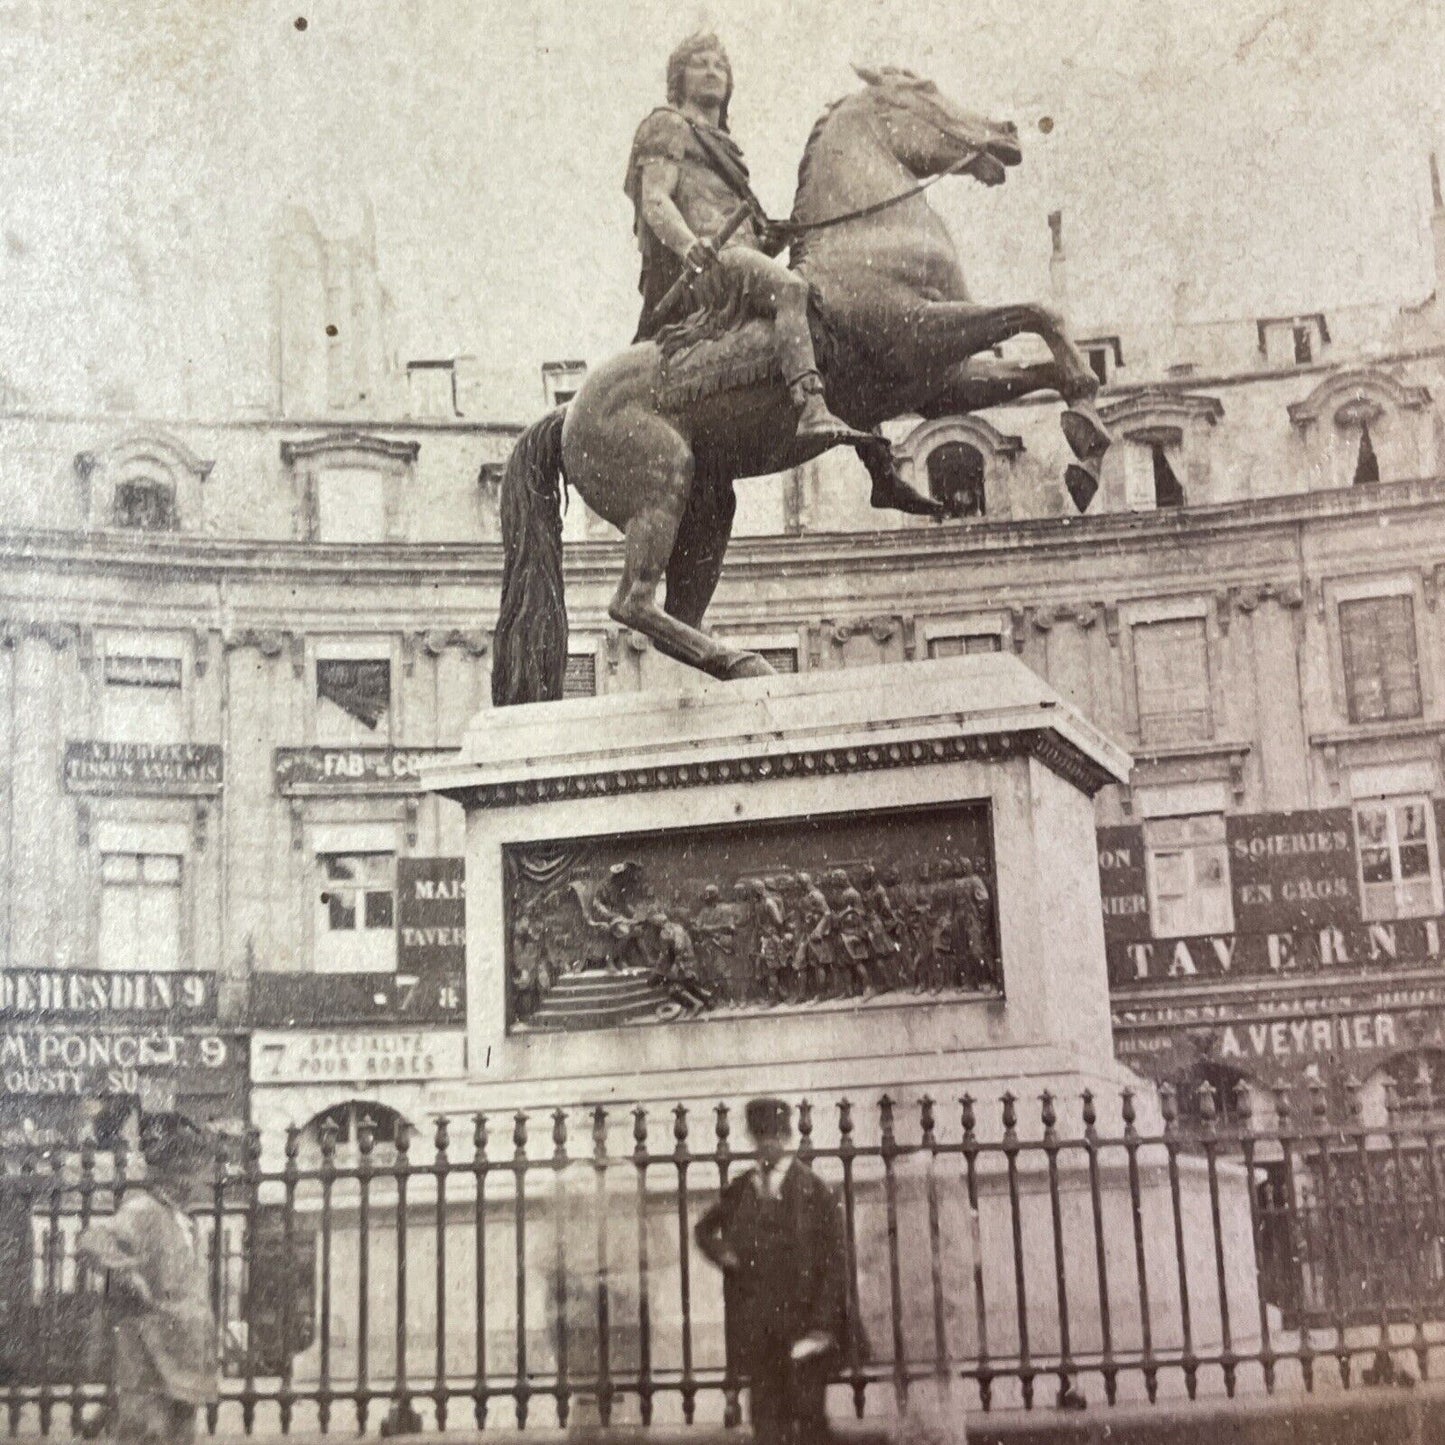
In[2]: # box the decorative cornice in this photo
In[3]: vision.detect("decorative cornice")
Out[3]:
[821,614,903,647]
[1100,389,1224,434]
[416,627,490,659]
[5,474,1445,583]
[895,413,1025,461]
[222,626,289,659]
[279,431,421,465]
[446,725,1118,812]
[1288,367,1432,430]
[76,431,216,483]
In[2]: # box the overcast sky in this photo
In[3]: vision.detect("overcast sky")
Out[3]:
[2,0,1442,419]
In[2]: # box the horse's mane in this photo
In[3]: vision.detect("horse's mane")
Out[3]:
[793,91,861,212]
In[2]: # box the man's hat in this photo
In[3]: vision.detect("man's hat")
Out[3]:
[744,1096,793,1140]
[139,1110,213,1172]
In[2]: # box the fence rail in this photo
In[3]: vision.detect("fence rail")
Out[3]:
[2,1081,1445,1435]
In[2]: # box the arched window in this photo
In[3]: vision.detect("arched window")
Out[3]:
[1288,369,1434,490]
[925,442,986,517]
[298,1101,409,1168]
[1099,392,1224,512]
[112,476,177,531]
[1353,421,1380,486]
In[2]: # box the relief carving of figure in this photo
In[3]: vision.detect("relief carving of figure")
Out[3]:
[507,836,999,1028]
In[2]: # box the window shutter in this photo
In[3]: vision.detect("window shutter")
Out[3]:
[1133,618,1211,743]
[1340,597,1421,723]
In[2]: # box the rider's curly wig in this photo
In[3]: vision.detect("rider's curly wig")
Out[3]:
[666,32,732,131]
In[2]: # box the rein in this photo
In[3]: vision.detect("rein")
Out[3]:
[778,144,983,238]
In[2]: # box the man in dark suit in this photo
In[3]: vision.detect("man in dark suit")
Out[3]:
[695,1097,849,1445]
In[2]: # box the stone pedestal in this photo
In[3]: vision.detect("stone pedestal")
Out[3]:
[430,654,1145,1123]
[415,656,1260,1413]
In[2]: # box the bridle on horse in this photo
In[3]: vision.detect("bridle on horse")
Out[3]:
[779,121,991,239]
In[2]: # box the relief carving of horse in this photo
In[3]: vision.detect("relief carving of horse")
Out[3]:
[492,67,1109,705]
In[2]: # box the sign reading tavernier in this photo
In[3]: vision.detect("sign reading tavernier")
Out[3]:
[505,802,999,1032]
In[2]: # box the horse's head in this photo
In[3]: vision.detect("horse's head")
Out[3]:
[852,65,1021,185]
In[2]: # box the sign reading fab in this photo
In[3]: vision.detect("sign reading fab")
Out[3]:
[253,1030,467,1085]
[274,747,458,792]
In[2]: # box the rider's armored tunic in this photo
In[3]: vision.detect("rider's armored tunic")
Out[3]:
[624,106,764,341]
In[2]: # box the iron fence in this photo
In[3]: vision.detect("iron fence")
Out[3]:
[2,1081,1445,1435]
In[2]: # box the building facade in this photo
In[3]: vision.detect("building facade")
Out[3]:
[6,193,1445,1162]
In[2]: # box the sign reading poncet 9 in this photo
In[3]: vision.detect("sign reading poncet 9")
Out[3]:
[252,1030,468,1085]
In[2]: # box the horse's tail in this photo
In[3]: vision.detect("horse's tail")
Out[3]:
[491,407,568,707]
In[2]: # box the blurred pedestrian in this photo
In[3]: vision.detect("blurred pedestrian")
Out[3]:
[78,1112,218,1445]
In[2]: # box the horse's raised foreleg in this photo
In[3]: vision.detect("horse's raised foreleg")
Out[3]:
[909,301,1099,406]
[608,442,772,682]
[917,358,1067,417]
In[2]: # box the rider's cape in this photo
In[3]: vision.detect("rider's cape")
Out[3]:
[624,107,764,342]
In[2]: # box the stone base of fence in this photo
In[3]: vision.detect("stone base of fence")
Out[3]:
[15,1382,1445,1445]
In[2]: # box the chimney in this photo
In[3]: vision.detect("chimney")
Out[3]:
[1048,209,1069,310]
[1431,154,1445,299]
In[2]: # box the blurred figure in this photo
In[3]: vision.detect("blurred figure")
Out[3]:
[78,1112,217,1445]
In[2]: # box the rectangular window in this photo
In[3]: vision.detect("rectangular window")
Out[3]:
[927,634,1002,660]
[101,640,185,743]
[1355,797,1441,921]
[1145,814,1233,936]
[315,853,397,974]
[757,647,799,674]
[99,853,182,972]
[563,653,597,698]
[1340,595,1422,724]
[315,657,391,744]
[1132,617,1212,744]
[316,467,386,544]
[1292,325,1313,365]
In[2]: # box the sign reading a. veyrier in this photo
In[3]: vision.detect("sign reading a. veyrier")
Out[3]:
[397,858,466,1010]
[65,741,223,794]
[0,969,215,1022]
[1096,825,1151,943]
[1225,809,1359,932]
[273,747,458,793]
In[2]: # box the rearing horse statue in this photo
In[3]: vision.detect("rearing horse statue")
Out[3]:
[492,67,1109,706]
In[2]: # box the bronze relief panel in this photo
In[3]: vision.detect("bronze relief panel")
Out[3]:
[505,802,1000,1032]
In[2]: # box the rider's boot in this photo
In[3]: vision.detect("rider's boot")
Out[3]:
[788,370,872,448]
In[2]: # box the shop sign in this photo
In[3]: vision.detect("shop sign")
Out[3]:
[1108,914,1445,988]
[65,741,223,794]
[0,969,215,1022]
[1097,825,1150,944]
[249,969,465,1026]
[251,1030,467,1085]
[273,747,458,793]
[0,1028,244,1099]
[104,655,182,688]
[1225,809,1359,931]
[396,858,465,1008]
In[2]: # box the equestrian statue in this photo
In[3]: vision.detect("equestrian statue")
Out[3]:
[491,34,1110,706]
